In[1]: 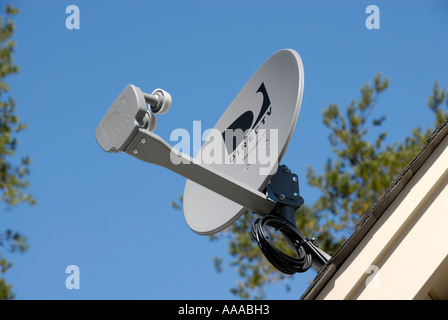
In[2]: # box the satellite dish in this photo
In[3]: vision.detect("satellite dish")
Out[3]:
[183,49,304,235]
[95,49,330,274]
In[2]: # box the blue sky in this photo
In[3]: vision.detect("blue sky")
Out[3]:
[2,0,448,299]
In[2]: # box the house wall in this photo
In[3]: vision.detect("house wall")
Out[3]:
[317,134,448,300]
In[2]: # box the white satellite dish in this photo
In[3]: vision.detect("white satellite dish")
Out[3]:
[95,49,330,274]
[183,49,304,235]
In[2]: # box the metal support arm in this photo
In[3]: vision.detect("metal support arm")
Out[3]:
[123,128,276,216]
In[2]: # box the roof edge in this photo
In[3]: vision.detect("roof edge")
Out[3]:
[301,117,448,300]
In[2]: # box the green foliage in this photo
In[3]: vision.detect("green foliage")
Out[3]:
[306,75,446,252]
[172,75,448,299]
[0,4,35,300]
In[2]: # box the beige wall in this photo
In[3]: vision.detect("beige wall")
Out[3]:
[317,134,448,300]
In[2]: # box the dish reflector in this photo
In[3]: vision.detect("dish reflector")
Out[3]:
[183,49,304,235]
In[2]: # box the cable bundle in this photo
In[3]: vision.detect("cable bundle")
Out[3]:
[251,215,312,274]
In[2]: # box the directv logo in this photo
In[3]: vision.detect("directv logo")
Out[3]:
[169,82,279,174]
[221,82,272,153]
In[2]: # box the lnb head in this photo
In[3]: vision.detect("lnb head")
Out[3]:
[95,84,171,153]
[143,88,172,114]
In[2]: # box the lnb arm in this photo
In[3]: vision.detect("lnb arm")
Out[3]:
[95,85,275,216]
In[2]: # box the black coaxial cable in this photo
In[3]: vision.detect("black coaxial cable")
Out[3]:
[251,215,312,274]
